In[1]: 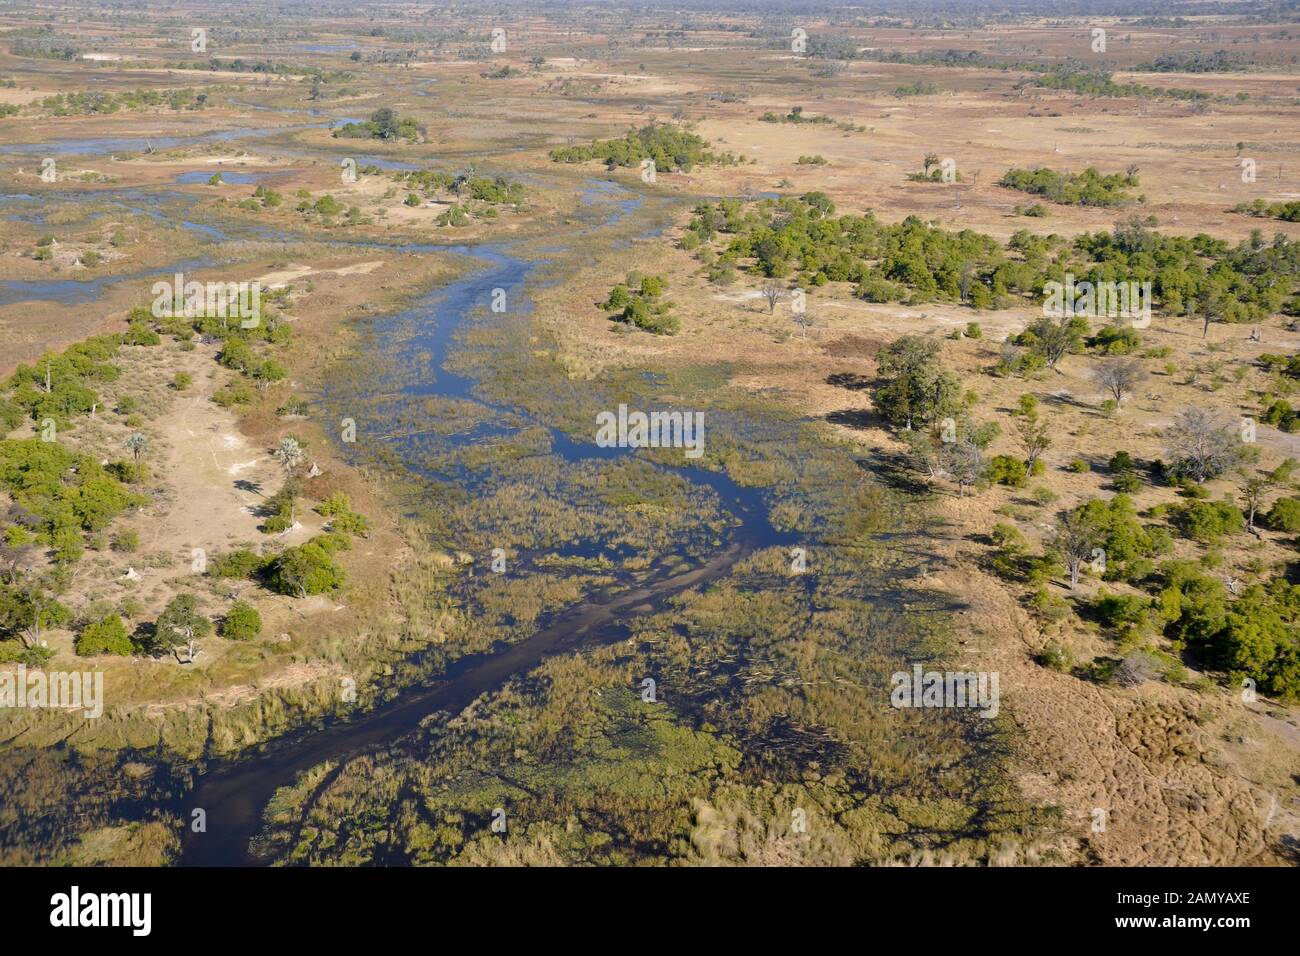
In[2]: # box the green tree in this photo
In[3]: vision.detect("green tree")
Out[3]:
[77,613,133,656]
[267,537,346,598]
[1051,507,1105,590]
[1020,315,1087,372]
[151,593,211,663]
[1017,415,1052,470]
[221,600,261,641]
[1265,496,1300,532]
[874,335,960,430]
[370,107,399,140]
[0,574,70,647]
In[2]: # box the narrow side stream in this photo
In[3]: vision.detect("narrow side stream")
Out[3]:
[179,182,795,865]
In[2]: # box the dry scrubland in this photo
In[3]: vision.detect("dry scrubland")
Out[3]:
[0,253,473,758]
[0,3,1297,865]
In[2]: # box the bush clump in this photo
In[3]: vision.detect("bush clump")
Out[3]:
[76,613,133,656]
[221,600,261,641]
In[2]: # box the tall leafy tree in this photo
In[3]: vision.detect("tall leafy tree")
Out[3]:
[874,335,960,430]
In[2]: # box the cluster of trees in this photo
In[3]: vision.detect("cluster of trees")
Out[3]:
[1050,521,1300,699]
[872,336,1018,497]
[166,59,352,81]
[801,34,859,60]
[267,535,349,598]
[0,331,146,661]
[436,204,470,227]
[3,333,126,432]
[868,325,1297,696]
[237,184,285,211]
[71,592,263,662]
[292,192,367,225]
[1135,51,1246,73]
[853,47,1037,70]
[0,289,368,666]
[1171,576,1300,699]
[38,88,210,116]
[1260,352,1300,431]
[1257,352,1300,378]
[211,481,362,601]
[397,168,524,207]
[759,106,837,125]
[600,273,678,335]
[1040,417,1300,698]
[873,335,961,431]
[189,301,291,402]
[1027,63,1210,101]
[883,353,1059,497]
[334,107,424,142]
[893,82,940,97]
[211,531,351,601]
[0,442,142,566]
[681,196,1299,324]
[998,166,1138,207]
[9,35,79,60]
[1234,199,1300,223]
[905,154,959,183]
[209,496,366,600]
[1002,314,1151,388]
[1262,399,1300,433]
[549,122,744,173]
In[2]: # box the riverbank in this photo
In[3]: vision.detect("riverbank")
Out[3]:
[2,174,1052,867]
[176,181,1058,867]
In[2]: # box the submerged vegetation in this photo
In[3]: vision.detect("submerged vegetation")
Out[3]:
[2,2,1295,874]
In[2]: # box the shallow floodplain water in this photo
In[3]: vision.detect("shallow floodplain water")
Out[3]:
[178,179,814,864]
[0,120,1035,866]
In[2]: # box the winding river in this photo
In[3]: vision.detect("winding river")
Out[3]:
[174,177,799,864]
[1,121,797,863]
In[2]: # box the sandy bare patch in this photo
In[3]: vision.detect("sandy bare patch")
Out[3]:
[255,260,384,288]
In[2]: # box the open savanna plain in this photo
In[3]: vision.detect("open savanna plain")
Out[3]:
[0,1,1296,868]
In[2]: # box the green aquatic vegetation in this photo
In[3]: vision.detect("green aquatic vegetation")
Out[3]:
[252,540,1058,865]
